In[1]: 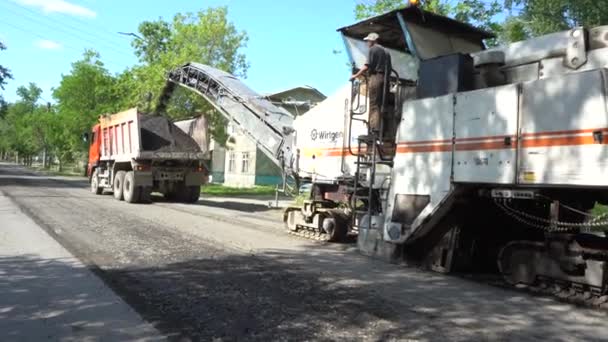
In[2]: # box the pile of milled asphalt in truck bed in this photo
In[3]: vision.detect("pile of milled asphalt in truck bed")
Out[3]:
[140,115,201,153]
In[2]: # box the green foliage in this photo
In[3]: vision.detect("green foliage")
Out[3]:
[132,20,172,64]
[497,16,530,43]
[16,83,42,112]
[0,6,249,165]
[354,0,606,46]
[0,41,13,114]
[593,203,608,216]
[354,0,502,32]
[201,184,276,196]
[354,0,503,46]
[0,41,12,91]
[127,6,248,144]
[505,0,608,37]
[0,84,47,160]
[52,49,128,159]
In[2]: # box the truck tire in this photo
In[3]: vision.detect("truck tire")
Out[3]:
[123,171,141,203]
[184,186,201,204]
[113,171,126,201]
[90,169,103,195]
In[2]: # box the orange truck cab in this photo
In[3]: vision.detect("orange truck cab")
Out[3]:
[87,124,101,178]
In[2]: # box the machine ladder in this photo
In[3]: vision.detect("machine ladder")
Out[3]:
[348,72,399,231]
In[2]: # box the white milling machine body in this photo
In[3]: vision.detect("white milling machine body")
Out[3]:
[340,6,608,294]
[163,6,608,296]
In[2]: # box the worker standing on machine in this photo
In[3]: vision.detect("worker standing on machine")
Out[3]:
[349,32,392,138]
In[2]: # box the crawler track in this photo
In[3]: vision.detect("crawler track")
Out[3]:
[286,227,331,242]
[469,273,608,311]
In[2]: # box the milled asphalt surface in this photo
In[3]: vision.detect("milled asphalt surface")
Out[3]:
[0,162,607,341]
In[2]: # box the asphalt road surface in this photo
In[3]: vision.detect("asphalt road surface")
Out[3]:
[1,162,607,341]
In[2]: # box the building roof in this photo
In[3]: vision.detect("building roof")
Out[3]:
[265,86,326,101]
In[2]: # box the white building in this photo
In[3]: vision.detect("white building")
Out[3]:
[211,86,326,187]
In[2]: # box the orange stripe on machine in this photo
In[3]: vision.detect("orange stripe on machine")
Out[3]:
[298,127,608,157]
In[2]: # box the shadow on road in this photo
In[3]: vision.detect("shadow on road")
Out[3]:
[0,255,163,341]
[152,193,284,213]
[196,199,278,213]
[0,164,88,189]
[99,248,607,341]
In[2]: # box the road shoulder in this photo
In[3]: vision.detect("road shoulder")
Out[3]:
[0,192,165,341]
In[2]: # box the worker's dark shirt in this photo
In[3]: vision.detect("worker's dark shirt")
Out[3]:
[366,44,391,75]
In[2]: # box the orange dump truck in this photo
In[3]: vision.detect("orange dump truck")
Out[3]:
[86,108,208,203]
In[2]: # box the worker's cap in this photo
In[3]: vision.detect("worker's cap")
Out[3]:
[363,32,379,41]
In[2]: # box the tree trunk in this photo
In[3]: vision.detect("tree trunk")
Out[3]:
[58,158,63,172]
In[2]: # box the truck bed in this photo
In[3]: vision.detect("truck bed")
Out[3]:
[139,116,205,160]
[99,108,205,162]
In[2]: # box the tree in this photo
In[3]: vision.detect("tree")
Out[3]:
[0,41,13,118]
[354,0,503,33]
[0,41,12,91]
[127,6,248,144]
[51,50,130,169]
[132,20,172,64]
[53,50,119,118]
[16,83,43,112]
[504,0,608,38]
[0,83,46,164]
[53,50,124,147]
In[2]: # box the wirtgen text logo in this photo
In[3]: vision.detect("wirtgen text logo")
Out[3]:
[310,129,343,142]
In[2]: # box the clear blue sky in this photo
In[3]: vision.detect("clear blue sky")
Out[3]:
[0,0,358,103]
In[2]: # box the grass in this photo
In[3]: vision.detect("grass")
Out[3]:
[201,184,277,197]
[584,204,608,232]
[293,193,309,206]
[30,164,84,177]
[592,203,608,218]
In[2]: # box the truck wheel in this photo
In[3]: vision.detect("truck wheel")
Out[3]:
[113,171,126,201]
[185,186,201,204]
[90,169,103,195]
[123,171,141,203]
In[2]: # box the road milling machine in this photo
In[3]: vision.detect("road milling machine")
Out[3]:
[162,6,608,301]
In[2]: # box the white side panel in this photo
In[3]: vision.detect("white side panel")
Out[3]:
[384,95,454,242]
[294,84,367,182]
[454,85,519,184]
[519,70,608,186]
[472,28,582,68]
[540,48,608,79]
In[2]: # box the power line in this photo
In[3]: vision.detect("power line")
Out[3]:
[3,0,131,47]
[0,2,131,54]
[0,19,127,70]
